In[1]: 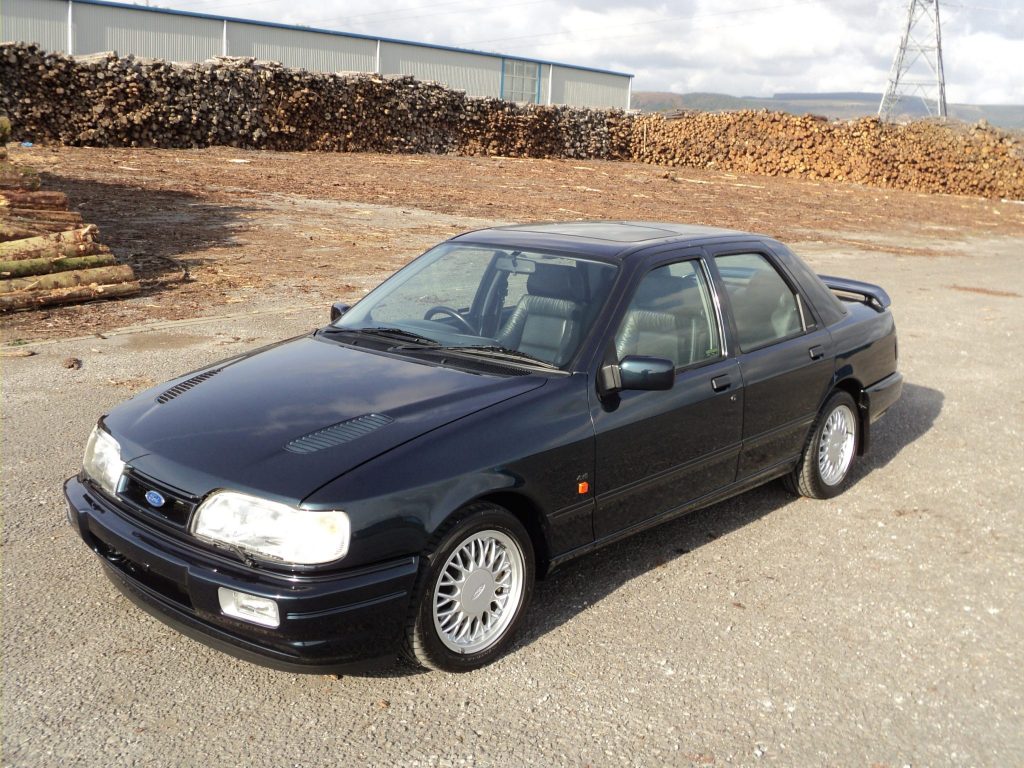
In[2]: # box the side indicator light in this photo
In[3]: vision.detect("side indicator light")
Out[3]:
[578,481,590,495]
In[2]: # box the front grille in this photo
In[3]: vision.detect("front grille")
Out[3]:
[119,470,198,529]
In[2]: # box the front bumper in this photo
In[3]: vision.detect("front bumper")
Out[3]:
[65,476,418,673]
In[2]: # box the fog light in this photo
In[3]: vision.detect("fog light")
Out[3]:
[218,587,280,628]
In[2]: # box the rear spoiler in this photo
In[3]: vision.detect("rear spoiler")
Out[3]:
[819,275,891,311]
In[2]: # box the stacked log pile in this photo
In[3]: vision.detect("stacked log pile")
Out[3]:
[0,44,632,159]
[1,42,1022,198]
[631,111,1024,199]
[0,116,139,311]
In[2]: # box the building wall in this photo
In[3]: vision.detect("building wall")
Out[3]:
[75,2,221,62]
[1,0,631,109]
[379,41,501,99]
[228,21,376,73]
[551,67,631,110]
[0,0,68,53]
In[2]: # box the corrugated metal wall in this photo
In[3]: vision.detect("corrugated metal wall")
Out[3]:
[228,21,375,73]
[379,42,501,98]
[1,0,631,109]
[0,0,67,53]
[75,2,221,62]
[551,67,630,110]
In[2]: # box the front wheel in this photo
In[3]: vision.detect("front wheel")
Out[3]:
[786,391,859,499]
[402,503,535,672]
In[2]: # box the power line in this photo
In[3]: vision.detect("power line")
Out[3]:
[462,0,828,47]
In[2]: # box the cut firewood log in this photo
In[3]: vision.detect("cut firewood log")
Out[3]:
[0,191,69,209]
[0,280,141,311]
[0,252,117,279]
[0,164,41,192]
[0,241,109,262]
[0,264,135,293]
[0,226,98,258]
[1,217,85,236]
[0,223,40,242]
[0,208,84,224]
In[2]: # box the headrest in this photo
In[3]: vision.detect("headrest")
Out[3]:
[745,270,784,309]
[634,275,684,309]
[527,264,584,302]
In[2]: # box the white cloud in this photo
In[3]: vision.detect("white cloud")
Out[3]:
[166,0,1023,103]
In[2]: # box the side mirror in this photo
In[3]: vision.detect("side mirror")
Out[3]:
[330,302,351,322]
[600,356,675,393]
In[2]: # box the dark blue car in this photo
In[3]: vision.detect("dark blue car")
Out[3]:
[66,222,902,672]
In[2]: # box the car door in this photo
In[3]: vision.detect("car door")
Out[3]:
[591,253,743,540]
[709,247,834,480]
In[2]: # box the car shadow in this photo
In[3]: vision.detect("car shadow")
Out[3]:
[345,380,943,678]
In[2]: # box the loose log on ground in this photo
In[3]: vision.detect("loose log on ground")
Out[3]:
[0,264,135,293]
[0,223,42,241]
[0,191,70,209]
[0,240,108,262]
[0,226,98,258]
[0,252,117,279]
[1,208,84,224]
[0,164,41,192]
[0,280,141,311]
[1,216,87,236]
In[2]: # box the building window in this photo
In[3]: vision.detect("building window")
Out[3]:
[502,59,540,104]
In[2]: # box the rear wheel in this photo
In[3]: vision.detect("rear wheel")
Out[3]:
[403,503,534,672]
[786,391,859,499]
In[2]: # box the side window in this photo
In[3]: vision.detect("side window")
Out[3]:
[715,253,803,352]
[614,260,722,368]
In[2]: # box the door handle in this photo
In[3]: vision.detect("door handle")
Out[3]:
[711,375,731,392]
[808,345,824,360]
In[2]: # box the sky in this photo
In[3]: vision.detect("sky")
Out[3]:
[162,0,1023,104]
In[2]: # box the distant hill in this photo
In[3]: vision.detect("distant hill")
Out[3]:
[631,91,1024,131]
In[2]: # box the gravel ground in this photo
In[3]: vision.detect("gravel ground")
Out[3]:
[3,205,1023,764]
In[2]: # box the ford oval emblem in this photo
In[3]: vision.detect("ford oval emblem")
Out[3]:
[145,490,166,508]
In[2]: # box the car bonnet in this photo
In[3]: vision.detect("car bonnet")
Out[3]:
[103,334,546,503]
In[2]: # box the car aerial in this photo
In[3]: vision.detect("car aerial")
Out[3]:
[65,221,903,673]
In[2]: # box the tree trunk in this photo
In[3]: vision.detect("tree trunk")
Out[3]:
[0,280,141,311]
[0,253,118,279]
[0,164,41,192]
[0,223,40,242]
[0,264,136,293]
[0,208,84,224]
[0,241,109,262]
[0,191,70,210]
[0,226,98,258]
[1,217,84,236]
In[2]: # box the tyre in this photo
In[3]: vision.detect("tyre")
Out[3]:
[402,502,535,672]
[786,391,859,499]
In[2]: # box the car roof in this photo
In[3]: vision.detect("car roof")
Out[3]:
[449,221,761,259]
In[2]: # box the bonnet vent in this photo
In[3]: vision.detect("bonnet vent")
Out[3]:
[156,369,222,404]
[285,413,394,454]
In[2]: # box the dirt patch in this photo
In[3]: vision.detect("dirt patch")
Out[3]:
[3,144,1023,342]
[948,284,1022,298]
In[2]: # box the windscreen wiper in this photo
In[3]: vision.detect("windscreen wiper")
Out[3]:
[321,326,440,347]
[391,343,560,370]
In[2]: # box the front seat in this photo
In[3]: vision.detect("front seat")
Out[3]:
[496,264,583,366]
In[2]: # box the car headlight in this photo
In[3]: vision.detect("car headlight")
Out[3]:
[191,491,350,566]
[83,425,126,496]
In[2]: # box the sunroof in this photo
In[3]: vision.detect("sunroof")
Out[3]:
[511,222,678,243]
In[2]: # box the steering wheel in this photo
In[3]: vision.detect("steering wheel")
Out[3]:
[424,305,477,334]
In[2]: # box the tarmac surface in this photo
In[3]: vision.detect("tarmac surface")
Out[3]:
[3,225,1023,765]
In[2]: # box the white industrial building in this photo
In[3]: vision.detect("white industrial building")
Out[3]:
[1,0,633,109]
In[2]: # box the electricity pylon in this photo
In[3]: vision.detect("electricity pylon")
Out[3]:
[878,0,947,120]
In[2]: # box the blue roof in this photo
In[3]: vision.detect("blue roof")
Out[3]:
[75,0,634,79]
